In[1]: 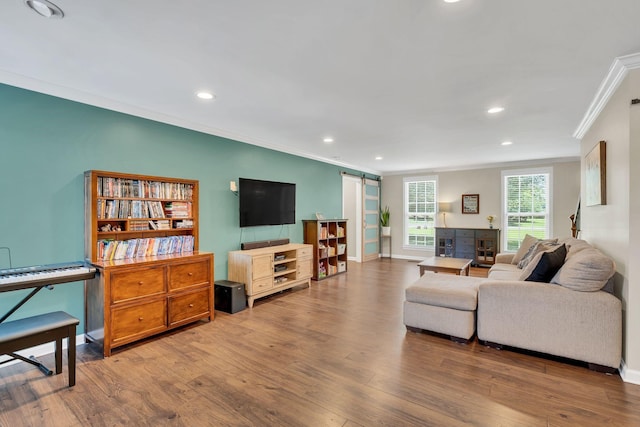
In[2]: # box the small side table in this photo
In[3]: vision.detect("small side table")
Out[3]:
[381,234,391,259]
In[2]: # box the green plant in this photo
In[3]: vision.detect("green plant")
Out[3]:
[380,205,390,227]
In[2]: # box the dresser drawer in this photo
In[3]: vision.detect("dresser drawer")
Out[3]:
[110,266,165,304]
[251,276,273,294]
[168,288,211,326]
[456,237,475,248]
[297,246,313,259]
[455,229,475,238]
[437,229,455,238]
[168,260,210,290]
[111,298,167,344]
[476,230,498,239]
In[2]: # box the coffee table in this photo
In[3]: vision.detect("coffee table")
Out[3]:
[417,256,473,276]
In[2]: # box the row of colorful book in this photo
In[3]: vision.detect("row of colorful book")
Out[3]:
[96,235,195,260]
[164,201,192,218]
[97,177,194,200]
[97,199,177,219]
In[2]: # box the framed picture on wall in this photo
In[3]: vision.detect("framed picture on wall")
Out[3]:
[585,141,606,206]
[462,194,479,214]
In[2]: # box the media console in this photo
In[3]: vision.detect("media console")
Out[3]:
[228,243,312,307]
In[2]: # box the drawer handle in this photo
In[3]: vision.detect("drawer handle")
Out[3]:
[188,272,193,276]
[138,317,144,321]
[188,303,194,308]
[138,281,144,285]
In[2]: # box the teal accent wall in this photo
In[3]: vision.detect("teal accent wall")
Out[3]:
[0,83,374,328]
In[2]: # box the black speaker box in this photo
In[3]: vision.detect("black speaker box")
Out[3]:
[214,280,247,314]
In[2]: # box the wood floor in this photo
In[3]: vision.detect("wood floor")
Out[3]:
[2,259,640,426]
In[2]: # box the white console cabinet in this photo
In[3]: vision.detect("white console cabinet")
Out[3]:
[227,244,313,307]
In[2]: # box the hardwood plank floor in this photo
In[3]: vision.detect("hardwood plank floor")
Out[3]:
[1,259,639,426]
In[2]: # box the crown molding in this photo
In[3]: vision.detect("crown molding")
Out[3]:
[382,156,580,176]
[573,52,640,139]
[0,70,381,176]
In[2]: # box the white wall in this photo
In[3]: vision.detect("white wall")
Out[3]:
[381,160,580,260]
[581,68,640,378]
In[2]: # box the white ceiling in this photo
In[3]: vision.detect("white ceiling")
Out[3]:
[2,1,639,175]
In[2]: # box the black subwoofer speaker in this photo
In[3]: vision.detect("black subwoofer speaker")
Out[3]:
[214,280,247,314]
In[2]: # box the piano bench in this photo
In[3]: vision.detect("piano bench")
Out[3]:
[0,311,79,387]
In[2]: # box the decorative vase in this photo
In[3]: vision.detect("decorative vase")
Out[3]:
[381,226,391,236]
[489,224,493,229]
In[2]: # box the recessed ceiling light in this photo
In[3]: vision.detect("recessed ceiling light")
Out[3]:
[501,141,513,146]
[196,92,215,100]
[323,137,334,143]
[24,0,64,18]
[488,107,505,114]
[375,156,383,160]
[444,0,460,3]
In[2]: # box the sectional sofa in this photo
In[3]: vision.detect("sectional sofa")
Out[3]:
[404,236,621,371]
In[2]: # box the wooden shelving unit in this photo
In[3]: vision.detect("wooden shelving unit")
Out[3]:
[303,219,348,280]
[84,170,199,262]
[83,170,213,357]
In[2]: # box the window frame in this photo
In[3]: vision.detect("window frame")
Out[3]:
[402,175,438,250]
[501,167,553,252]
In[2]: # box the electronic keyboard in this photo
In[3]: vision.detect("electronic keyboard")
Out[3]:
[0,261,96,292]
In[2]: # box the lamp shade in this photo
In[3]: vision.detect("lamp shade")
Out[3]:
[438,202,452,213]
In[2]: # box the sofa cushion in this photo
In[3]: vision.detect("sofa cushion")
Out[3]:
[405,273,482,311]
[520,244,567,282]
[557,237,593,260]
[488,269,522,281]
[511,234,540,265]
[551,248,615,292]
[516,240,561,269]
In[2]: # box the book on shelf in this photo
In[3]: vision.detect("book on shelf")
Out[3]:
[174,219,193,229]
[97,177,194,200]
[96,235,195,261]
[164,201,192,218]
[320,227,328,239]
[156,219,171,230]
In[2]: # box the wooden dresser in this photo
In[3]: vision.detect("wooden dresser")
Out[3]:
[435,227,500,266]
[85,252,213,356]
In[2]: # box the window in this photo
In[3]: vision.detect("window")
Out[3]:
[403,176,437,249]
[502,168,552,251]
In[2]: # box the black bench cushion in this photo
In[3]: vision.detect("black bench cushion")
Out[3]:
[0,311,79,343]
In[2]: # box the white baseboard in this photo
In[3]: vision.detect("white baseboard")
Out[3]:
[619,359,640,384]
[378,253,427,262]
[0,334,86,369]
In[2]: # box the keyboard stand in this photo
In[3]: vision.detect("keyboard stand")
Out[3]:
[0,284,56,376]
[0,284,53,324]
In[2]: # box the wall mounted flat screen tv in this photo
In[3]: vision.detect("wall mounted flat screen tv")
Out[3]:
[239,178,296,227]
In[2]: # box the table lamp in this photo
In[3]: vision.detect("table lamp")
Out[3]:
[438,202,452,228]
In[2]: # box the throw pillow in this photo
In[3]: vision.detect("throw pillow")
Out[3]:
[511,234,539,265]
[520,244,567,282]
[516,240,560,269]
[511,235,558,266]
[550,248,615,291]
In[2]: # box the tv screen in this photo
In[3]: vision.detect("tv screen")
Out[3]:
[239,178,296,227]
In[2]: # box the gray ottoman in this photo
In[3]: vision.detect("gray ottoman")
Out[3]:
[403,272,483,342]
